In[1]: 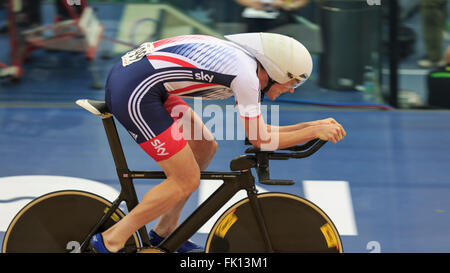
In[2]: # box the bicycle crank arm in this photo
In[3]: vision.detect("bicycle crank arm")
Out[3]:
[259,179,295,185]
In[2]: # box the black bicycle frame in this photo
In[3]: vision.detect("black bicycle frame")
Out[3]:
[80,114,273,253]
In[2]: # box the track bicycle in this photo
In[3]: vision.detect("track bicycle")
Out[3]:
[2,99,343,253]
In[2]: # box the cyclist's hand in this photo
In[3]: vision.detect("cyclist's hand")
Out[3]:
[314,124,346,144]
[315,117,338,125]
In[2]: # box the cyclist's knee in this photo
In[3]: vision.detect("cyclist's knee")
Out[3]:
[201,139,218,160]
[184,166,201,193]
[202,131,218,158]
[171,167,200,198]
[210,140,218,156]
[158,144,201,196]
[169,154,200,192]
[191,139,218,160]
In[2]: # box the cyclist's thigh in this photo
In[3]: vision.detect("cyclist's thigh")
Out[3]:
[182,108,215,142]
[163,95,216,171]
[165,95,215,144]
[183,109,217,162]
[105,59,187,162]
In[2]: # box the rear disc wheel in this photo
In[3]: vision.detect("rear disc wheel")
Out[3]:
[2,190,140,253]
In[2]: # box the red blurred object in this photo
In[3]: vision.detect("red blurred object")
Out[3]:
[1,0,103,80]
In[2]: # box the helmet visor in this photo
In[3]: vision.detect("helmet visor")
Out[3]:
[284,78,306,89]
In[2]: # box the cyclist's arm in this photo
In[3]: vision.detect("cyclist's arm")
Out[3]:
[266,122,314,133]
[242,115,345,150]
[242,115,315,150]
[266,118,342,133]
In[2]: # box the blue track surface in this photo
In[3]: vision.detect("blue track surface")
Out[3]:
[1,105,449,252]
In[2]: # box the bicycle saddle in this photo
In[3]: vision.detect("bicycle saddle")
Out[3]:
[76,99,111,116]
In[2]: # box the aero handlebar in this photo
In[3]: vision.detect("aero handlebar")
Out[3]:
[243,138,327,185]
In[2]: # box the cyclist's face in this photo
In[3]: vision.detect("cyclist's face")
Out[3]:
[265,79,299,101]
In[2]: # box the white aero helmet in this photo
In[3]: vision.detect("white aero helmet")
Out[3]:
[225,32,313,86]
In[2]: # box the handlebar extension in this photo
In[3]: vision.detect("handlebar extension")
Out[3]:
[241,138,327,186]
[244,138,327,159]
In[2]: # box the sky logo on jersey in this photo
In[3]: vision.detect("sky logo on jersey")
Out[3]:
[195,71,214,83]
[151,139,169,156]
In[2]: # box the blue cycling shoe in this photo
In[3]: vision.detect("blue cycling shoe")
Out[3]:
[89,233,123,253]
[149,230,204,253]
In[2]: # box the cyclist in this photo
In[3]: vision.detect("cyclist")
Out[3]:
[89,32,346,253]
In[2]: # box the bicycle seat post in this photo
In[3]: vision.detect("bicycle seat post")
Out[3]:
[101,114,129,176]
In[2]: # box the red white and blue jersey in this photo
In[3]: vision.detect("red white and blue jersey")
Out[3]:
[121,35,262,119]
[105,35,263,162]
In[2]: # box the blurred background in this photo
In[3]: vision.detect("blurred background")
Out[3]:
[1,0,450,253]
[1,0,449,108]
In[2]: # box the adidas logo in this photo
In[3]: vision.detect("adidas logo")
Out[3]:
[128,130,138,140]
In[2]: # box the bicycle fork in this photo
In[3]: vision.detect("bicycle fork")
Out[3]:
[241,170,274,253]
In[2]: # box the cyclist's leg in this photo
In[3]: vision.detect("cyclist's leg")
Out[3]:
[99,70,202,252]
[159,94,218,170]
[153,96,218,237]
[102,144,200,252]
[183,108,218,170]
